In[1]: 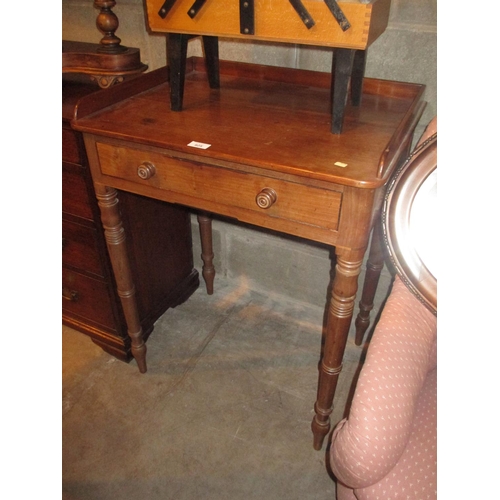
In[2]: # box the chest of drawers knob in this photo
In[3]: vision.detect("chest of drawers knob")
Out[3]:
[256,187,277,209]
[62,286,79,302]
[137,161,156,180]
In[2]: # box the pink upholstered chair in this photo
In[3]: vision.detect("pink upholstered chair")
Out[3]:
[329,118,437,500]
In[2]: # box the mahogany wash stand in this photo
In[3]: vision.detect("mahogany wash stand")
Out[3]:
[73,57,425,450]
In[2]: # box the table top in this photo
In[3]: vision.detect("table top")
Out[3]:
[73,58,425,189]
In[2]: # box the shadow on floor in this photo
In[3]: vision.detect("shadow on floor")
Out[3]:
[63,277,375,500]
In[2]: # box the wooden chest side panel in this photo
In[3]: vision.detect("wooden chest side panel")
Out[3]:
[145,0,390,49]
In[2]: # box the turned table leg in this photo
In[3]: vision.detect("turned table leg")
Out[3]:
[354,221,385,346]
[95,185,147,373]
[311,248,364,450]
[197,212,215,295]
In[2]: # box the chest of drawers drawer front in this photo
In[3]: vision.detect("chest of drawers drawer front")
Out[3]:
[62,162,94,220]
[62,220,104,278]
[96,143,342,232]
[63,127,84,165]
[62,268,116,330]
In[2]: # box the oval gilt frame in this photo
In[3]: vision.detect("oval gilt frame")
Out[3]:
[382,134,437,314]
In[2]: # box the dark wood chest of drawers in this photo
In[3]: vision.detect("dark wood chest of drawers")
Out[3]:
[62,76,199,362]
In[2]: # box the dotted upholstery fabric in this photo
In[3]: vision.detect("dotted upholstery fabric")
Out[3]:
[330,276,437,500]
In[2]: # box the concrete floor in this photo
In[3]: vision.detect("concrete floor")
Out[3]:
[62,275,387,500]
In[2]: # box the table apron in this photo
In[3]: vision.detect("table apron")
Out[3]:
[87,138,363,247]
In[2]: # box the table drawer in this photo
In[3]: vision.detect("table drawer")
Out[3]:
[96,143,342,231]
[62,220,104,277]
[62,268,116,330]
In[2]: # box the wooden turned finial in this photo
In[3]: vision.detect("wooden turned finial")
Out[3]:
[94,0,127,53]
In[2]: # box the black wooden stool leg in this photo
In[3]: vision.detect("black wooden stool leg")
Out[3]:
[351,49,367,106]
[202,36,220,89]
[167,33,189,111]
[331,48,355,134]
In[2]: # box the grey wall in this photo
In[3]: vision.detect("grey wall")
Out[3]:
[62,0,437,335]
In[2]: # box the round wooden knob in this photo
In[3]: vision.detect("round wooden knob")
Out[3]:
[256,188,277,209]
[137,162,156,180]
